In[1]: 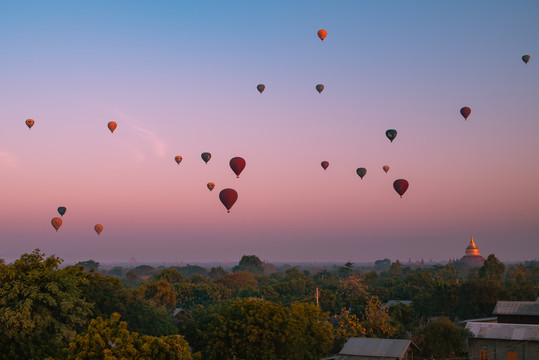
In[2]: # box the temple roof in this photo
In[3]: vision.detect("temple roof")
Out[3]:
[465,236,480,256]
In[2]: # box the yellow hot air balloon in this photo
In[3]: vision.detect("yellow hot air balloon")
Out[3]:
[51,217,62,232]
[107,121,117,133]
[94,224,103,235]
[207,182,215,191]
[175,156,183,165]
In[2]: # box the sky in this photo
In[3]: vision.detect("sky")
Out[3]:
[1,1,538,264]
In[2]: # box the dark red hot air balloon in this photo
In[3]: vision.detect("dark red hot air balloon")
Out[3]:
[321,161,329,170]
[219,188,238,213]
[230,157,246,178]
[460,107,471,120]
[393,179,409,198]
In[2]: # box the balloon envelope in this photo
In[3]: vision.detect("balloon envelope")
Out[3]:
[383,165,390,173]
[94,224,103,235]
[219,188,238,213]
[108,121,117,133]
[57,206,67,217]
[25,119,35,129]
[321,161,329,170]
[230,157,246,178]
[317,29,327,41]
[207,182,215,191]
[460,107,471,120]
[356,168,367,179]
[175,156,182,165]
[385,129,397,143]
[393,179,409,198]
[257,84,265,94]
[316,84,324,94]
[51,217,62,231]
[201,152,211,164]
[522,55,530,64]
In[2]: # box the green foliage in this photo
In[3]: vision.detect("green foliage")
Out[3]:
[416,317,470,359]
[184,299,333,360]
[76,259,100,271]
[361,296,397,338]
[233,254,264,274]
[132,279,177,309]
[152,268,187,284]
[0,249,92,360]
[479,254,505,284]
[217,271,258,293]
[62,313,191,360]
[175,282,231,309]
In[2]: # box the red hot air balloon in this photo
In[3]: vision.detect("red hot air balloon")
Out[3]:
[175,156,182,165]
[219,188,238,213]
[51,217,63,231]
[108,121,117,133]
[317,29,327,41]
[460,107,471,120]
[393,179,409,198]
[321,161,329,170]
[94,224,103,235]
[230,157,246,178]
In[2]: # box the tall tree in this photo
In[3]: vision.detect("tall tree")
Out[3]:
[416,317,470,359]
[233,255,264,274]
[479,254,505,284]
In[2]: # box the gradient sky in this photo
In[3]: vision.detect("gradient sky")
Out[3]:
[1,1,538,264]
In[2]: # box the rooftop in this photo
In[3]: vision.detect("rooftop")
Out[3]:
[466,322,539,341]
[339,338,417,359]
[493,301,539,316]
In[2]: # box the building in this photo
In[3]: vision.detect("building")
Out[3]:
[465,299,539,360]
[334,338,420,360]
[466,322,539,360]
[459,236,485,266]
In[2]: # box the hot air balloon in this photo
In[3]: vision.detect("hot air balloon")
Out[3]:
[51,217,62,232]
[386,129,397,143]
[108,121,117,133]
[316,84,324,94]
[460,107,471,120]
[522,55,530,64]
[393,179,409,198]
[207,182,215,191]
[321,161,329,170]
[383,165,390,173]
[94,224,103,235]
[25,119,35,129]
[57,206,67,217]
[317,29,327,41]
[257,84,265,94]
[230,157,246,178]
[219,188,238,213]
[175,156,182,165]
[356,168,367,179]
[201,152,211,164]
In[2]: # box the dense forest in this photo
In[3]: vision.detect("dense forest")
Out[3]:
[0,250,537,359]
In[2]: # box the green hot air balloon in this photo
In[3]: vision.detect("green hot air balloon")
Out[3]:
[385,129,397,143]
[57,206,67,217]
[356,168,367,179]
[201,152,211,164]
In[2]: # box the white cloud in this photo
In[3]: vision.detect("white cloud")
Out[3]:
[115,112,167,159]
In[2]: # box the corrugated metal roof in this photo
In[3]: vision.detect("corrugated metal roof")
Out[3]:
[383,300,412,307]
[339,338,412,358]
[493,301,539,316]
[337,356,396,360]
[466,322,539,341]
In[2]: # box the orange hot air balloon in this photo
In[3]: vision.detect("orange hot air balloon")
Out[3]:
[175,156,183,165]
[230,157,246,178]
[383,165,390,173]
[207,182,215,191]
[393,179,409,198]
[321,161,329,170]
[107,121,117,133]
[317,29,327,41]
[94,224,103,235]
[25,119,35,129]
[51,217,62,232]
[219,188,238,213]
[460,107,471,120]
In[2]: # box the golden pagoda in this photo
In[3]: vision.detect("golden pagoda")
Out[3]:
[459,236,485,265]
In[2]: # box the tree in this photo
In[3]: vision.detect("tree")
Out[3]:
[152,268,187,284]
[338,275,369,311]
[132,279,177,309]
[332,308,366,351]
[416,317,470,359]
[217,271,258,293]
[184,299,333,360]
[208,266,227,280]
[479,254,505,284]
[76,259,100,271]
[233,255,264,274]
[0,249,92,359]
[62,313,192,360]
[361,296,397,338]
